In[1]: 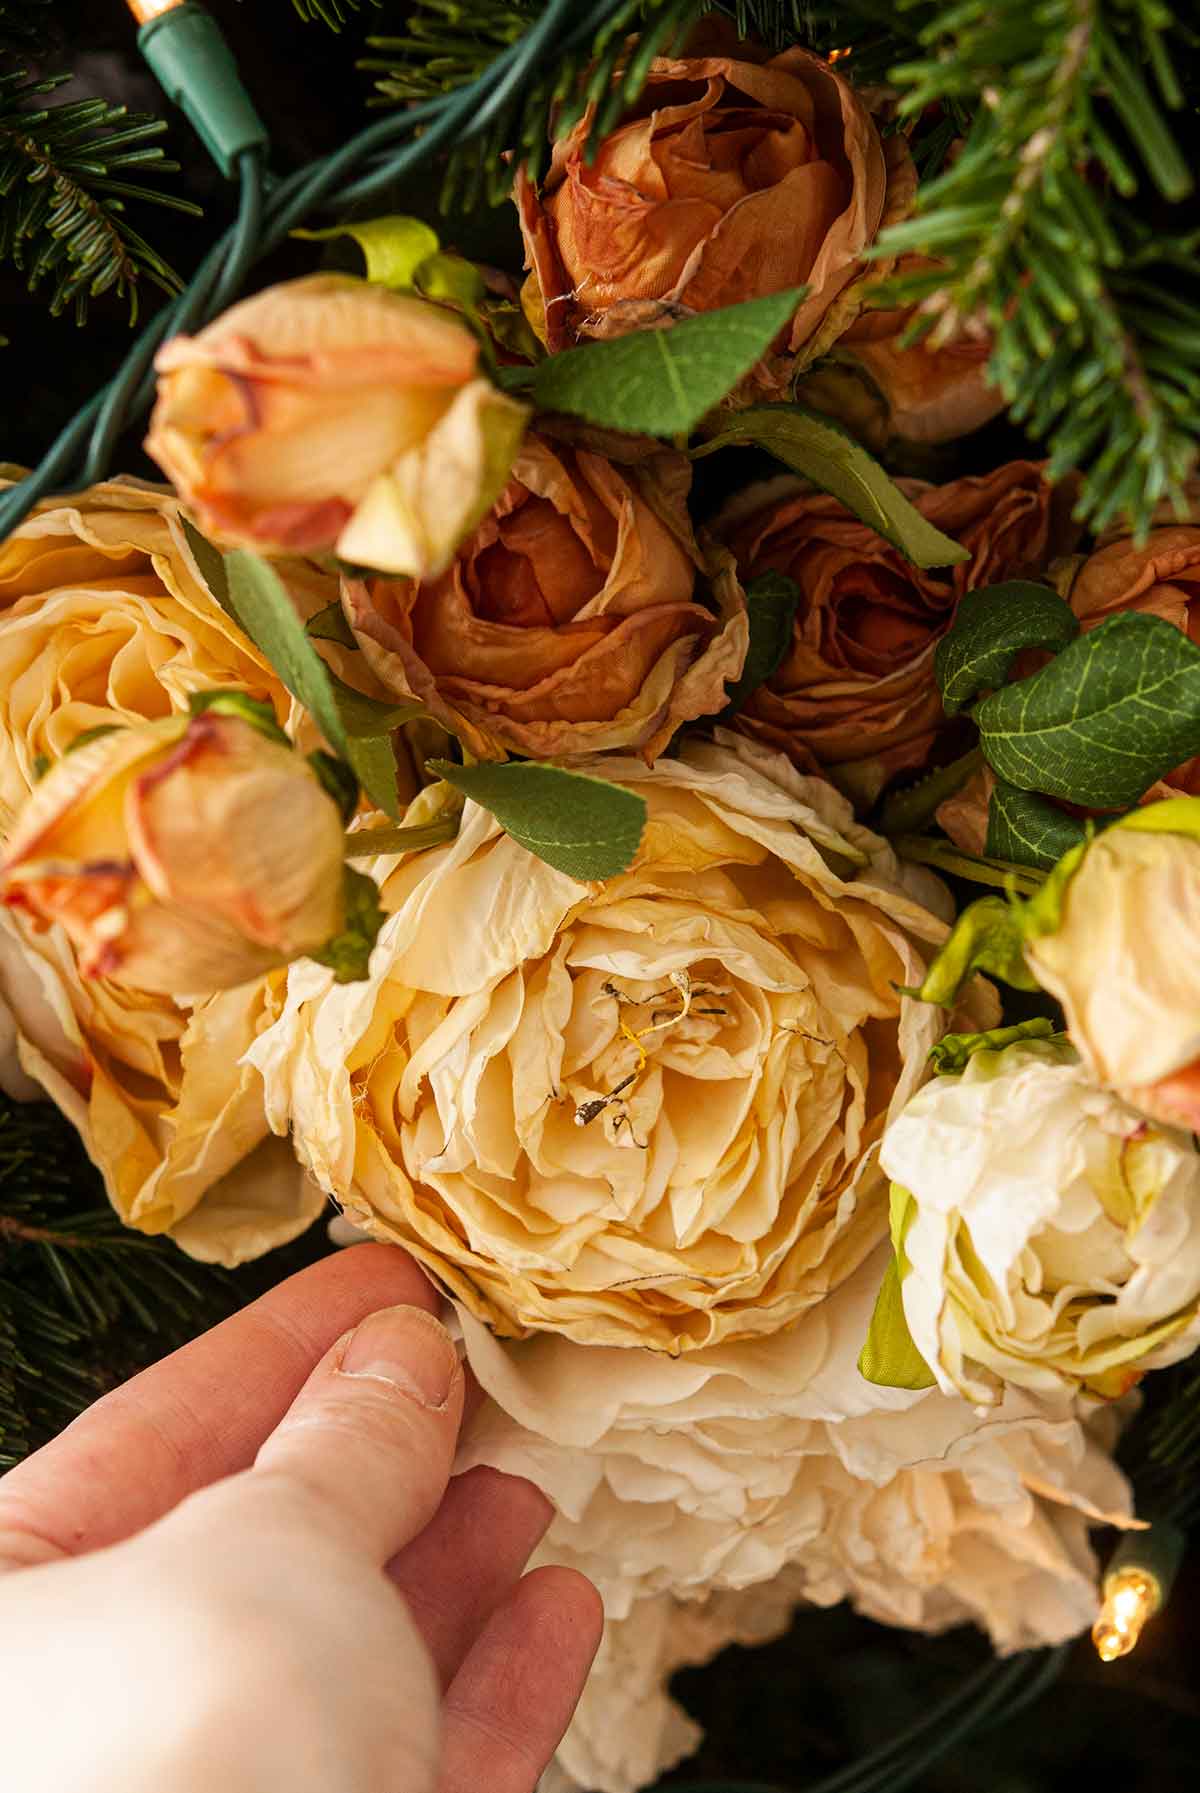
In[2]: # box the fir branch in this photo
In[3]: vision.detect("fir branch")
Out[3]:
[871,0,1198,534]
[0,62,200,324]
[0,1097,235,1469]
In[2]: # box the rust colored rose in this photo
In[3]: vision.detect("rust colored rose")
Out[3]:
[340,430,748,762]
[797,258,1004,449]
[515,44,915,385]
[719,462,1074,805]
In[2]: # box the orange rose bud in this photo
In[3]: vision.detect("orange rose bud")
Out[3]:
[146,274,527,577]
[1,712,347,995]
[718,462,1076,806]
[339,429,749,762]
[515,44,915,388]
[799,258,1005,449]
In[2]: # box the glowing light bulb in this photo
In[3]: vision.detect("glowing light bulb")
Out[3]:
[126,0,187,23]
[1092,1568,1160,1663]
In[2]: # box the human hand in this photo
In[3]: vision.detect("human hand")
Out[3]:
[0,1244,602,1793]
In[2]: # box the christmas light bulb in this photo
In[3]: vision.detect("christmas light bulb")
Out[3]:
[1092,1567,1161,1662]
[127,0,187,21]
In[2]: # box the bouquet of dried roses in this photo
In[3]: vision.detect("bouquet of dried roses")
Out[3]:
[3,20,1200,1793]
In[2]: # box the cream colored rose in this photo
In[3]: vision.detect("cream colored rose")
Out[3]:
[1,711,346,996]
[147,274,528,578]
[1024,808,1200,1126]
[251,732,992,1350]
[0,481,327,1262]
[450,1249,1132,1793]
[880,1038,1200,1406]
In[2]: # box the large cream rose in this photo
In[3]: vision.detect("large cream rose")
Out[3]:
[251,733,990,1350]
[451,1248,1132,1793]
[0,480,329,1263]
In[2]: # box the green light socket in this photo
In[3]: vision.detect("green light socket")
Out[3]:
[138,3,268,179]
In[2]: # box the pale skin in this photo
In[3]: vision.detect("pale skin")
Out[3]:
[0,1243,604,1793]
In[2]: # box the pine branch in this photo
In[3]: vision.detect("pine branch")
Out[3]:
[363,0,708,210]
[289,0,380,25]
[870,0,1199,535]
[0,59,200,324]
[0,1096,236,1469]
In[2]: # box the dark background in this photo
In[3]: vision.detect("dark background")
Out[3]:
[3,5,1198,1788]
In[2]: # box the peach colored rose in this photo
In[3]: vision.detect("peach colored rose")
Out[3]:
[249,734,998,1354]
[147,274,527,577]
[0,480,329,1263]
[1,711,347,997]
[515,43,915,388]
[340,429,748,762]
[797,258,1004,449]
[718,461,1075,805]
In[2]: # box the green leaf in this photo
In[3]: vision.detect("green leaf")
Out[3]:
[927,1016,1059,1075]
[428,759,646,881]
[891,834,1046,898]
[292,215,440,289]
[308,751,359,823]
[975,612,1200,808]
[223,552,407,817]
[692,405,969,570]
[186,689,290,746]
[877,748,985,836]
[306,601,359,650]
[985,780,1087,870]
[63,724,122,757]
[721,573,801,715]
[530,290,805,437]
[181,517,240,624]
[309,867,385,984]
[858,1256,935,1391]
[912,894,1040,1007]
[935,581,1079,715]
[343,815,460,859]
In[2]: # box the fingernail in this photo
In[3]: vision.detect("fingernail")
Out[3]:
[338,1305,460,1410]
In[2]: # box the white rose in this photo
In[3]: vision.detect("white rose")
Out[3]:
[452,1249,1133,1793]
[880,1038,1200,1405]
[250,732,991,1350]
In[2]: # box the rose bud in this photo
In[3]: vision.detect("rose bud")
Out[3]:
[515,41,915,388]
[146,273,528,578]
[340,428,748,762]
[1,707,347,996]
[797,258,1005,450]
[880,1035,1200,1405]
[717,461,1075,806]
[1023,804,1200,1131]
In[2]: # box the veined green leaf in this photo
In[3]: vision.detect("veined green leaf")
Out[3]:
[428,759,646,881]
[985,780,1088,870]
[935,581,1079,715]
[693,405,969,570]
[976,611,1200,807]
[223,551,405,817]
[530,290,805,437]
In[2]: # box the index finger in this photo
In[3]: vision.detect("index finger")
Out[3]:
[0,1242,437,1569]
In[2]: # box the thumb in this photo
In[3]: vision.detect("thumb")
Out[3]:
[246,1303,465,1564]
